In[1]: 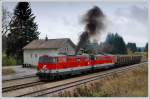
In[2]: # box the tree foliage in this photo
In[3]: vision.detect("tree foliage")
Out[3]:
[144,43,148,52]
[100,33,127,54]
[127,42,137,53]
[2,7,13,36]
[6,2,40,63]
[2,8,13,52]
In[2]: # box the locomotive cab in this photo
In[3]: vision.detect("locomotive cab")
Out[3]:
[36,55,67,80]
[36,55,58,79]
[38,55,58,71]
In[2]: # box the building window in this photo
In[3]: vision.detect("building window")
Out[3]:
[65,47,68,51]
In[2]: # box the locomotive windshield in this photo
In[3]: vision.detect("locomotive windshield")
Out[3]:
[39,56,57,63]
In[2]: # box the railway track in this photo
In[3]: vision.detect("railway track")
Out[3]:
[3,81,44,92]
[2,76,41,92]
[2,62,147,97]
[3,75,37,82]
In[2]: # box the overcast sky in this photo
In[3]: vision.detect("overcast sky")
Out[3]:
[3,1,148,47]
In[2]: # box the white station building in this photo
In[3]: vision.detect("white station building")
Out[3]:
[23,38,76,66]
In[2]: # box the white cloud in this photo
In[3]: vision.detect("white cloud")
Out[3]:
[115,5,148,25]
[103,5,148,47]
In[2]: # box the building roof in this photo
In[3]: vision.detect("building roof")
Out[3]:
[23,38,76,50]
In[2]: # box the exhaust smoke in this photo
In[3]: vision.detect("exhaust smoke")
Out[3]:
[75,6,106,55]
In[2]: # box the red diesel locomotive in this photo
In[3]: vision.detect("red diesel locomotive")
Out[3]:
[36,54,142,80]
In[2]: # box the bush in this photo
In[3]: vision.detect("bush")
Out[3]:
[16,59,23,65]
[2,56,17,66]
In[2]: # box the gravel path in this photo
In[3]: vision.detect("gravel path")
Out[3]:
[2,66,37,81]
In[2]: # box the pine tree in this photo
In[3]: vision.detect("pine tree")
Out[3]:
[127,42,137,53]
[144,43,148,52]
[102,33,127,54]
[6,2,40,63]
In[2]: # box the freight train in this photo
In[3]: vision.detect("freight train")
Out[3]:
[36,54,142,81]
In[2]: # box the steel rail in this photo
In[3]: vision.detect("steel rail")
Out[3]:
[3,76,39,89]
[3,81,45,92]
[3,75,37,82]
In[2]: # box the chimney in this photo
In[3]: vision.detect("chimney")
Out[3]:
[45,35,48,41]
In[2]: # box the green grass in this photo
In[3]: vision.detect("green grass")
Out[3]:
[58,64,148,97]
[2,55,17,66]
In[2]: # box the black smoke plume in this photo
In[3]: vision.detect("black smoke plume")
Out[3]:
[75,6,106,55]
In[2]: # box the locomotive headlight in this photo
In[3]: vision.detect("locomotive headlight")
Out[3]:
[41,65,49,73]
[45,69,49,73]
